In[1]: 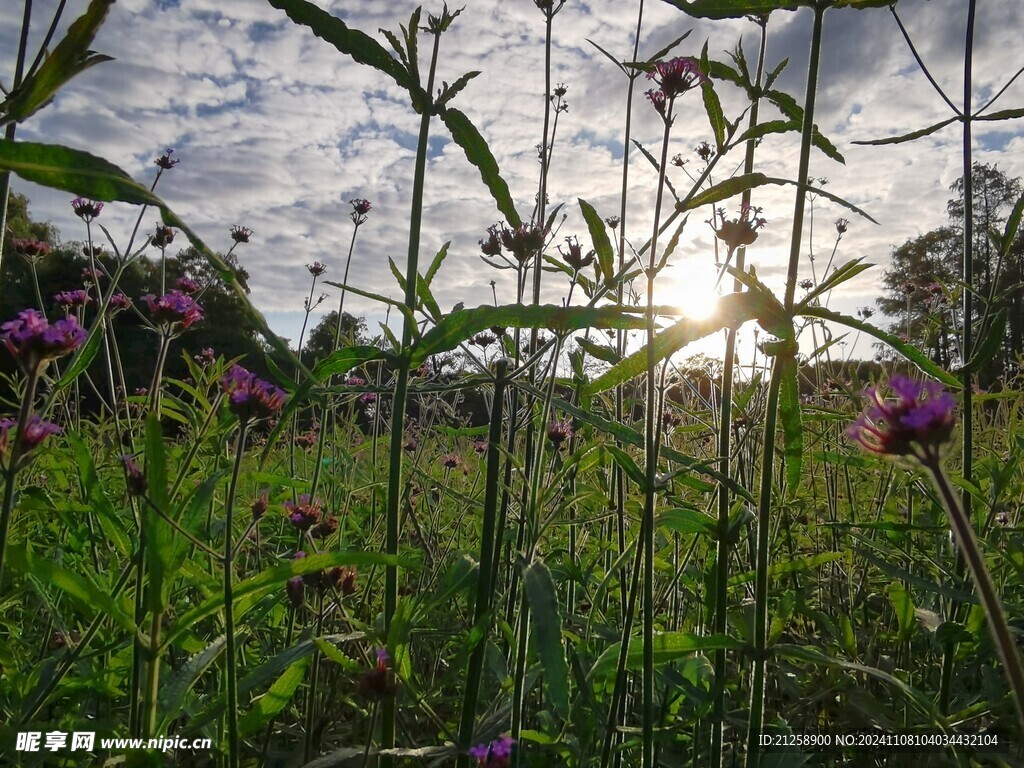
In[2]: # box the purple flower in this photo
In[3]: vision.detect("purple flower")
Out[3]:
[547,419,573,450]
[357,648,399,701]
[53,290,91,309]
[151,225,175,248]
[847,375,956,463]
[469,734,515,767]
[12,238,51,262]
[350,198,372,225]
[558,235,594,271]
[441,453,462,470]
[154,149,180,170]
[647,57,706,99]
[71,198,103,222]
[251,489,269,521]
[121,455,147,496]
[175,276,201,294]
[141,290,204,329]
[220,364,286,422]
[709,204,767,253]
[108,293,131,313]
[346,375,366,387]
[286,576,305,608]
[479,224,503,257]
[19,415,62,453]
[499,223,547,264]
[195,347,216,365]
[284,494,322,531]
[230,225,253,244]
[307,262,327,277]
[1,309,85,373]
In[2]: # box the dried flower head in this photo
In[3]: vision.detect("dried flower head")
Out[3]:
[310,516,339,540]
[154,149,180,170]
[350,198,372,226]
[441,453,462,470]
[500,223,547,264]
[605,216,620,230]
[151,225,175,248]
[307,261,327,277]
[847,375,956,464]
[230,225,253,244]
[695,140,715,163]
[251,489,269,521]
[835,217,849,236]
[547,418,573,450]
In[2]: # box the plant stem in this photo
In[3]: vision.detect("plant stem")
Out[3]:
[381,26,442,765]
[925,460,1024,736]
[224,421,249,768]
[747,5,825,764]
[0,365,40,588]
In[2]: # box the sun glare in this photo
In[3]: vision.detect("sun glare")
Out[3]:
[673,261,721,320]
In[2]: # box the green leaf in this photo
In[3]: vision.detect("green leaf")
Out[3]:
[798,305,960,387]
[424,241,452,285]
[583,291,768,395]
[680,173,875,222]
[410,304,647,365]
[266,0,410,89]
[631,140,678,200]
[796,257,874,310]
[158,635,226,729]
[578,198,616,286]
[238,657,310,737]
[313,345,389,379]
[729,552,845,587]
[436,70,481,109]
[590,633,743,681]
[973,107,1024,121]
[576,336,619,364]
[5,546,133,632]
[851,116,959,146]
[440,107,521,227]
[524,559,570,719]
[0,0,115,124]
[763,89,845,163]
[662,0,807,17]
[658,506,716,537]
[605,445,647,491]
[887,581,916,642]
[0,140,161,206]
[728,119,798,148]
[701,74,727,149]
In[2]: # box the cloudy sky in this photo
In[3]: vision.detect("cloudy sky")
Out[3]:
[2,0,1023,364]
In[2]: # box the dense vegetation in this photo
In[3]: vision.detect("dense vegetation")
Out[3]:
[0,2,1022,768]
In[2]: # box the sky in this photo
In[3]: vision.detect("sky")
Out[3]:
[2,0,1023,366]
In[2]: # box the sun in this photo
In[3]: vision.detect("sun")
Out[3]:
[672,261,721,320]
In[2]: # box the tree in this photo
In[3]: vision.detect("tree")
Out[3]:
[877,164,1024,383]
[301,311,370,368]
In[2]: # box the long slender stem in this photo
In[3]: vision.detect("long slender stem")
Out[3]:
[711,21,767,768]
[747,5,825,764]
[0,366,40,588]
[0,0,34,276]
[224,422,249,768]
[381,27,442,764]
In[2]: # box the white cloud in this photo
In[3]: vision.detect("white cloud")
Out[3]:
[1,0,1022,363]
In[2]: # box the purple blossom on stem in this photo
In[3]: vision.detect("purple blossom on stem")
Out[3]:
[547,418,573,450]
[1,309,85,373]
[350,198,372,225]
[469,734,515,767]
[645,57,706,120]
[230,225,253,244]
[108,293,131,313]
[307,262,327,277]
[847,375,956,464]
[53,290,91,309]
[154,149,180,170]
[17,415,62,453]
[141,290,204,329]
[71,198,103,222]
[175,277,201,294]
[284,494,322,531]
[220,364,286,422]
[12,238,51,262]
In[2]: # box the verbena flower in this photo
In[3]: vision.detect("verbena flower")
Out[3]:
[230,225,253,244]
[121,455,147,496]
[645,57,706,117]
[547,419,573,450]
[53,290,91,309]
[558,235,594,271]
[1,309,85,374]
[141,290,204,329]
[441,453,462,469]
[469,734,515,767]
[71,198,103,222]
[12,238,51,262]
[847,375,956,463]
[220,364,286,422]
[357,648,399,701]
[154,149,180,170]
[175,277,201,294]
[710,204,767,253]
[285,494,322,531]
[310,516,339,540]
[108,293,131,313]
[499,223,547,264]
[479,224,503,257]
[286,575,305,608]
[14,415,62,454]
[251,489,269,521]
[151,225,175,248]
[350,198,372,226]
[307,262,327,277]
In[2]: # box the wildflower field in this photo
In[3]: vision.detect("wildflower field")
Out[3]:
[1,1,1024,767]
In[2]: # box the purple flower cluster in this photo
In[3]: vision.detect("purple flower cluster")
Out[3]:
[847,375,956,463]
[220,364,286,422]
[547,418,573,450]
[284,494,322,531]
[0,415,62,461]
[350,198,372,226]
[468,734,515,767]
[71,198,103,222]
[646,57,706,118]
[141,290,204,329]
[1,309,85,374]
[710,204,767,253]
[53,290,91,310]
[357,648,399,701]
